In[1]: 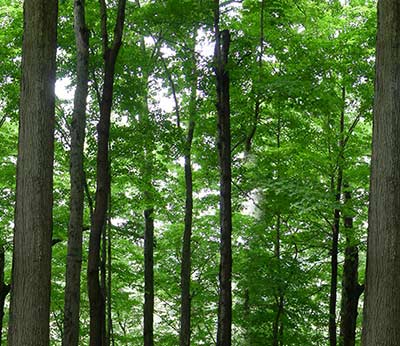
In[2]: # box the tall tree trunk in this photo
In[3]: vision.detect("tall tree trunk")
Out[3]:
[361,2,400,343]
[101,220,107,346]
[87,1,126,345]
[63,1,89,345]
[245,0,265,153]
[180,52,197,346]
[214,2,232,345]
[144,206,154,346]
[7,1,57,345]
[0,245,10,345]
[107,205,114,346]
[339,187,363,346]
[329,87,345,346]
[272,214,284,346]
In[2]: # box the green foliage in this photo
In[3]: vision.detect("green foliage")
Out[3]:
[0,0,375,344]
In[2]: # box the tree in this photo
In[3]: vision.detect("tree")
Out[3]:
[7,0,58,344]
[339,187,363,346]
[0,245,10,345]
[63,0,90,344]
[180,33,198,346]
[361,0,400,344]
[214,1,232,344]
[87,0,126,344]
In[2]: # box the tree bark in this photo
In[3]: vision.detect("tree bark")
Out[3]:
[329,86,345,346]
[87,1,126,345]
[7,1,57,345]
[0,245,10,345]
[63,1,89,345]
[180,50,197,346]
[339,188,363,346]
[214,2,232,344]
[144,207,154,346]
[272,214,284,346]
[361,1,400,344]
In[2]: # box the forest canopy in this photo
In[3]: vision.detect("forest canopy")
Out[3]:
[0,0,379,345]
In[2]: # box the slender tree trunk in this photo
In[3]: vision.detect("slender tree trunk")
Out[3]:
[144,206,154,346]
[7,1,57,345]
[214,2,232,344]
[272,214,284,346]
[362,3,400,343]
[339,187,363,346]
[87,1,126,345]
[329,87,345,346]
[245,0,265,153]
[101,221,107,346]
[107,195,114,346]
[180,54,197,346]
[135,28,156,346]
[63,1,89,345]
[0,245,10,345]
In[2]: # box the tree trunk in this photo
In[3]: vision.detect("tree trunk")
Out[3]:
[63,1,89,345]
[272,214,284,346]
[329,86,345,346]
[0,245,10,345]
[245,0,265,153]
[144,207,154,346]
[7,1,57,345]
[361,2,400,343]
[180,56,197,346]
[214,2,232,344]
[87,1,126,345]
[339,188,363,346]
[107,197,114,346]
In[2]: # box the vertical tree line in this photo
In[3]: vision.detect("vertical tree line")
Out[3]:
[7,1,58,345]
[0,0,388,345]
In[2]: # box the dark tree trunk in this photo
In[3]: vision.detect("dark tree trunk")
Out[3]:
[63,1,89,345]
[7,1,57,345]
[329,87,345,346]
[101,220,107,346]
[329,195,340,346]
[144,207,154,346]
[180,59,197,346]
[272,214,284,346]
[214,2,232,344]
[87,1,126,345]
[0,245,10,345]
[362,3,400,342]
[339,188,363,346]
[107,198,114,346]
[245,0,265,153]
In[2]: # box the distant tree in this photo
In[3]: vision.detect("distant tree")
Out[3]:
[87,0,126,344]
[63,0,90,344]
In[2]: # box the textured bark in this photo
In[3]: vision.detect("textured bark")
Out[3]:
[87,1,126,345]
[0,246,10,345]
[214,2,232,344]
[180,59,197,346]
[7,1,57,345]
[62,1,89,345]
[361,1,400,344]
[339,188,363,346]
[144,207,154,346]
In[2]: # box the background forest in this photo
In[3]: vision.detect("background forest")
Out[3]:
[0,0,376,345]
